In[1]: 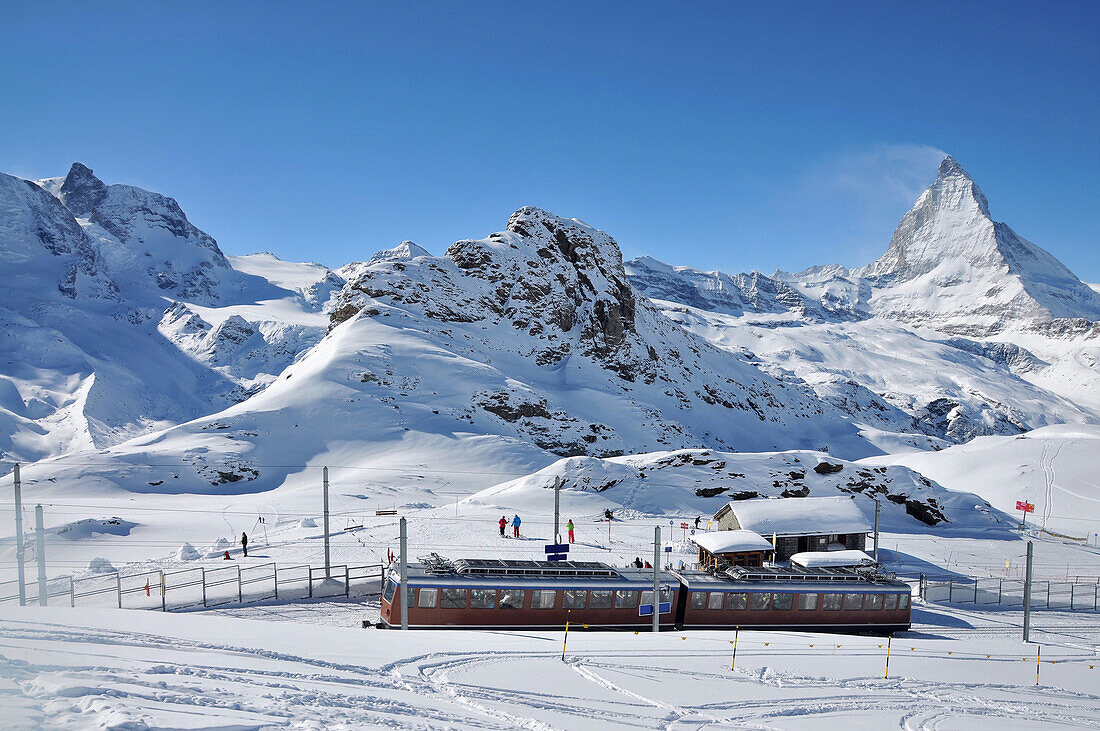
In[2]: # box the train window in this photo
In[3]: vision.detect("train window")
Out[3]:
[563,589,587,609]
[589,590,613,609]
[499,589,525,609]
[440,588,467,609]
[823,593,842,610]
[797,593,818,610]
[707,592,724,610]
[772,593,793,611]
[883,593,898,610]
[726,593,748,610]
[531,590,557,609]
[865,593,884,610]
[470,589,496,609]
[383,579,397,603]
[690,592,707,610]
[843,593,864,611]
[898,593,910,609]
[616,591,640,609]
[749,593,771,611]
[660,587,672,603]
[417,588,438,608]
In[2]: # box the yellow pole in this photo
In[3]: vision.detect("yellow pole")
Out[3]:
[562,611,570,662]
[731,626,739,670]
[1036,645,1041,686]
[885,635,892,678]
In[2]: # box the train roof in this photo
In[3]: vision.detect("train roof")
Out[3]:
[390,556,677,590]
[674,566,912,593]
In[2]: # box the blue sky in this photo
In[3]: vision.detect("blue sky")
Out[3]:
[2,1,1098,280]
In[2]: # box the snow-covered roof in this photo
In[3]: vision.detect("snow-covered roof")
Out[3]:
[789,550,875,568]
[690,530,774,555]
[721,497,871,537]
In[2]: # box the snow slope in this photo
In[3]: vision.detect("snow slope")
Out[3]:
[864,423,1100,540]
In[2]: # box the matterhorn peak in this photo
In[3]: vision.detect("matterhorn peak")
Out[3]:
[857,154,1100,331]
[59,162,108,217]
[936,155,971,180]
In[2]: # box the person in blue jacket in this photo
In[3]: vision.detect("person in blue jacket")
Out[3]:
[512,514,521,538]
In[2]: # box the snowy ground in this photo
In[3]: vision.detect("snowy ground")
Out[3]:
[2,602,1099,730]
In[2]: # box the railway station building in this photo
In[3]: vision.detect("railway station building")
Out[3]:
[711,496,871,562]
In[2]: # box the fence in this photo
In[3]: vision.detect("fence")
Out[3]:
[0,562,385,612]
[921,575,1100,611]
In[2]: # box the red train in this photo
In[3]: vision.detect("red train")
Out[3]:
[378,555,911,634]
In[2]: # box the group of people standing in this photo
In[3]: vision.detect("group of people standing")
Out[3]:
[497,515,576,543]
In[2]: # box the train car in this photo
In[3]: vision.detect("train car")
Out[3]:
[674,565,911,634]
[379,555,678,630]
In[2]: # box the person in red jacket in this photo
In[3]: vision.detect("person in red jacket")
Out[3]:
[499,515,507,537]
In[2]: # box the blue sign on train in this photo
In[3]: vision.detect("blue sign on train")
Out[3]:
[544,543,569,554]
[546,553,568,562]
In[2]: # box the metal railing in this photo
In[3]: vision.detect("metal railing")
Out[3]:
[0,562,385,612]
[921,575,1100,611]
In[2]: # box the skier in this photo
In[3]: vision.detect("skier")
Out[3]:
[633,557,643,568]
[644,560,652,569]
[241,532,248,558]
[566,518,575,544]
[512,514,521,538]
[223,550,232,560]
[499,515,507,537]
[604,508,613,521]
[694,516,701,529]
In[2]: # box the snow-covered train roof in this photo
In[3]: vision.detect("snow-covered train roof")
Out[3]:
[690,530,774,554]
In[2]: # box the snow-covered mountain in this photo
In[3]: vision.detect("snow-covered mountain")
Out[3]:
[0,165,337,464]
[627,155,1100,442]
[856,156,1100,333]
[2,157,1098,537]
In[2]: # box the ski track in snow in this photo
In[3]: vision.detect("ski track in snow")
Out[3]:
[3,609,1100,730]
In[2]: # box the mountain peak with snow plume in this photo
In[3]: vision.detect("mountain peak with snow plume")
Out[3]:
[857,155,1100,334]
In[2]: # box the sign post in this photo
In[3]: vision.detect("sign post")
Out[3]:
[1017,501,1035,530]
[545,543,569,562]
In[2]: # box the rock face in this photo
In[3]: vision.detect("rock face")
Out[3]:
[53,163,232,303]
[328,207,874,459]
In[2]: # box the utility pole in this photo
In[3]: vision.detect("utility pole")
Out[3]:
[13,464,26,606]
[652,526,660,633]
[399,517,408,631]
[323,466,331,579]
[553,477,562,544]
[873,499,881,564]
[35,505,47,607]
[1023,540,1033,642]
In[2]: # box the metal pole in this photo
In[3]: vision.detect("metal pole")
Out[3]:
[35,505,47,606]
[399,517,408,631]
[323,466,331,579]
[160,571,166,612]
[873,499,880,563]
[237,565,242,603]
[1023,540,1033,642]
[13,464,26,606]
[652,526,660,633]
[116,572,122,609]
[202,568,207,607]
[554,477,561,544]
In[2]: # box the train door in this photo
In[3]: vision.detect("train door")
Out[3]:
[674,580,689,629]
